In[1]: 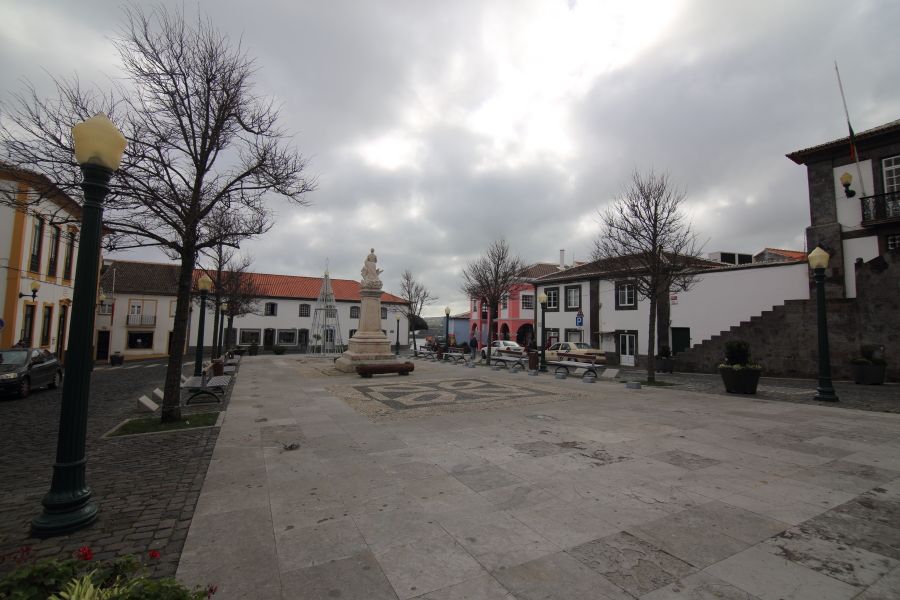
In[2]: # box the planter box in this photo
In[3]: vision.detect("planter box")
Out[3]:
[248,346,259,356]
[852,363,886,385]
[719,367,761,394]
[655,357,675,374]
[110,353,124,366]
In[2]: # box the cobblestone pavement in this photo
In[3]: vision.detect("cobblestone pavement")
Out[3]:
[0,358,221,578]
[618,369,900,413]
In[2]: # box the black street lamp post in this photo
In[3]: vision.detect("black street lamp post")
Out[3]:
[395,313,401,356]
[444,306,451,350]
[218,303,228,358]
[32,114,126,537]
[538,292,548,372]
[809,247,838,402]
[194,274,213,377]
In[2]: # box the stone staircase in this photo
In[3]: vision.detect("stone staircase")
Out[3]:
[676,298,861,380]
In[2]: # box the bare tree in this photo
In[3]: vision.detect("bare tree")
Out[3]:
[460,239,526,362]
[0,5,315,422]
[398,269,436,351]
[217,254,261,349]
[593,170,703,383]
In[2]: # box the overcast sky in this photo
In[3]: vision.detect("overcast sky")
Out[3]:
[3,0,900,316]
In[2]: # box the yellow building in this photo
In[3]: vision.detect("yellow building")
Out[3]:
[0,165,82,358]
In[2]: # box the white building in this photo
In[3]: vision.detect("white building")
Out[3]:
[1,165,83,357]
[535,256,809,367]
[95,260,410,361]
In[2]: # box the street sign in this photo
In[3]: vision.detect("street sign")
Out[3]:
[575,311,583,327]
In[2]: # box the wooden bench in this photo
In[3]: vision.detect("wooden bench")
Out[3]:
[356,362,415,378]
[442,349,466,364]
[182,374,232,404]
[489,354,527,371]
[547,360,604,378]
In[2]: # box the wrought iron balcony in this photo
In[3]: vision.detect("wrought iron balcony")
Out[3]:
[126,314,156,327]
[861,190,900,226]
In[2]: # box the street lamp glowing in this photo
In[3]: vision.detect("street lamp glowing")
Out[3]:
[538,292,548,305]
[197,274,213,292]
[444,306,451,316]
[72,114,127,170]
[807,247,830,270]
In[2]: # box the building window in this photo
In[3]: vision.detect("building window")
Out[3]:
[521,294,534,310]
[29,217,44,273]
[240,329,261,345]
[97,302,113,316]
[40,306,53,346]
[169,300,177,317]
[501,294,508,310]
[47,226,61,277]
[481,301,488,318]
[264,302,278,316]
[887,234,900,251]
[277,329,297,345]
[381,307,387,319]
[324,327,335,343]
[884,155,900,192]
[615,282,637,310]
[127,299,157,326]
[543,327,559,346]
[471,299,477,311]
[544,287,559,312]
[127,331,154,349]
[565,329,583,343]
[350,306,360,319]
[326,307,338,318]
[564,286,581,311]
[21,304,36,345]
[62,231,75,280]
[299,304,310,317]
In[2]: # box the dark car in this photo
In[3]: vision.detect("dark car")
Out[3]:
[0,348,63,398]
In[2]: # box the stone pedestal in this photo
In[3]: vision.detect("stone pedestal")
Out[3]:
[334,288,397,372]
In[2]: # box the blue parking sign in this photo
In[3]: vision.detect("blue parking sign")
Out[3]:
[575,314,583,327]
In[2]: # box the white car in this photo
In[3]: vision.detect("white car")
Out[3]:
[482,340,524,359]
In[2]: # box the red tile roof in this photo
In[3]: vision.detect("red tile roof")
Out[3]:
[761,248,806,261]
[521,262,563,279]
[787,119,900,164]
[103,260,406,303]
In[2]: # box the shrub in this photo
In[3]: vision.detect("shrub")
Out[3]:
[0,548,215,600]
[272,345,286,355]
[723,340,751,366]
[658,345,671,358]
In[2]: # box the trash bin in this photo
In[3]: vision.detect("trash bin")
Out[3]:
[110,352,124,366]
[528,351,539,371]
[211,358,224,376]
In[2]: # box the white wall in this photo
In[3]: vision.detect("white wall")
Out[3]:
[833,160,874,231]
[537,281,591,346]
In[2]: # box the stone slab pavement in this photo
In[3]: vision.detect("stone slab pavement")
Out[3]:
[177,356,900,599]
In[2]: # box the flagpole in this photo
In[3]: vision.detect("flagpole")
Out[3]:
[834,61,867,196]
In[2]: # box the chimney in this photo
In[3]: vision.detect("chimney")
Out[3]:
[559,249,565,269]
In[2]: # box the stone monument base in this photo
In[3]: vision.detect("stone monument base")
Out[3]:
[334,332,398,373]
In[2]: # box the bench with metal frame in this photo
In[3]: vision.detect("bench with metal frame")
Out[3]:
[489,354,527,371]
[415,348,438,360]
[182,374,231,404]
[442,348,466,364]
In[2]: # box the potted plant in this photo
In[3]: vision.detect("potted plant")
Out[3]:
[248,342,259,356]
[272,344,286,355]
[851,344,886,385]
[718,340,761,394]
[655,345,674,374]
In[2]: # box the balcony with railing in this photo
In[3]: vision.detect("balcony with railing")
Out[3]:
[126,313,156,327]
[861,190,900,226]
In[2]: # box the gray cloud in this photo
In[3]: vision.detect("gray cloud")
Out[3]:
[3,0,899,316]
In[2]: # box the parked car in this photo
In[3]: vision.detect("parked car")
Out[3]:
[482,340,524,359]
[545,342,603,361]
[0,348,63,398]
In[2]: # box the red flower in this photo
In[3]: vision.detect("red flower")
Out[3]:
[148,549,161,560]
[76,546,93,561]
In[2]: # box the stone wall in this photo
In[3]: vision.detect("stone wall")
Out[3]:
[676,250,899,381]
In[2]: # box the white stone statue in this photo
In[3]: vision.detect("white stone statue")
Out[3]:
[360,248,383,289]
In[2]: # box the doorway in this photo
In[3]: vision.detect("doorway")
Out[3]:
[56,305,69,363]
[96,330,110,361]
[263,328,275,349]
[671,327,691,355]
[619,332,636,367]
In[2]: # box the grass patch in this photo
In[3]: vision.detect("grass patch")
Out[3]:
[109,411,219,436]
[636,379,678,387]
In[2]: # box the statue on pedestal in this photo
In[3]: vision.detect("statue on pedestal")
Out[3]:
[360,248,383,290]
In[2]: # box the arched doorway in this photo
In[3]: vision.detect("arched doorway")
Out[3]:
[516,323,534,348]
[500,323,510,341]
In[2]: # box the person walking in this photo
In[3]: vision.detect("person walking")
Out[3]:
[469,333,478,361]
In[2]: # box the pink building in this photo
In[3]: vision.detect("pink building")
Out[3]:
[468,259,569,348]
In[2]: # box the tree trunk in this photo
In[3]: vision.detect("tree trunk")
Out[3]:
[646,289,658,384]
[486,311,494,364]
[161,245,197,423]
[211,299,220,359]
[656,287,670,353]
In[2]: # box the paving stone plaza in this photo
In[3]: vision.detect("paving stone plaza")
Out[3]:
[164,356,900,599]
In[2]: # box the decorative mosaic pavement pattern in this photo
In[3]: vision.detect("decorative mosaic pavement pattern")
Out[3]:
[335,377,583,421]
